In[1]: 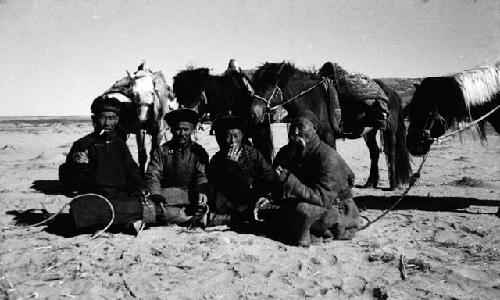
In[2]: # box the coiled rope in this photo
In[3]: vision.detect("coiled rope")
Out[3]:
[30,193,115,240]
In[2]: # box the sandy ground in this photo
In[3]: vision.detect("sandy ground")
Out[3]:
[0,118,499,299]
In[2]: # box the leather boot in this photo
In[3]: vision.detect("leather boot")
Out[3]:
[142,199,192,226]
[331,198,361,240]
[291,203,340,247]
[206,213,232,227]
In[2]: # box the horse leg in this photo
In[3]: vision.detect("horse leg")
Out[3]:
[385,129,397,190]
[364,130,380,188]
[136,130,147,176]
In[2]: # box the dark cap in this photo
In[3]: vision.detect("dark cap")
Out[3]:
[214,115,245,134]
[164,108,199,127]
[292,109,318,126]
[91,95,121,115]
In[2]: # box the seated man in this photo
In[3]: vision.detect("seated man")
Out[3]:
[271,110,360,247]
[143,108,211,226]
[59,96,149,232]
[206,115,277,227]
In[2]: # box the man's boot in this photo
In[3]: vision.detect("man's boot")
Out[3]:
[291,203,340,247]
[141,198,192,226]
[331,198,361,240]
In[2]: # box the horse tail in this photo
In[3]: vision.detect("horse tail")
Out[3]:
[380,85,412,186]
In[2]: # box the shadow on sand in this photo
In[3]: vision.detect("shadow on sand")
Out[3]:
[31,180,70,196]
[354,195,500,212]
[6,209,131,238]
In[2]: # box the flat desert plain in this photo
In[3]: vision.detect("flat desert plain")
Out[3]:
[0,117,499,299]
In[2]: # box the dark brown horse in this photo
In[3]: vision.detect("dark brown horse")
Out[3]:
[172,67,274,162]
[103,62,175,174]
[251,62,412,190]
[406,65,500,156]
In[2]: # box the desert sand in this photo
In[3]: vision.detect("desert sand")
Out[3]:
[0,117,499,299]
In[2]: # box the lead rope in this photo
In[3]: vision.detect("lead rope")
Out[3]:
[269,79,327,111]
[359,103,500,230]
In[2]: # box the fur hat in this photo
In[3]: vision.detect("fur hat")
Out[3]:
[293,109,318,126]
[91,96,121,115]
[164,108,199,127]
[214,114,245,134]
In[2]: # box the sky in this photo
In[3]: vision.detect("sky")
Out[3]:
[0,0,498,116]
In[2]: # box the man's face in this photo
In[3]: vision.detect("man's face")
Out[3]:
[94,111,119,134]
[223,128,244,150]
[289,117,316,146]
[172,121,194,146]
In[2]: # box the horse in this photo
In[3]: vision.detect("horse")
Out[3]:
[172,67,274,162]
[251,62,412,190]
[406,65,500,156]
[102,62,175,174]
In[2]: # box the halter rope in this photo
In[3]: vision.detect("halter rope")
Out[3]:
[268,78,328,111]
[434,103,500,142]
[360,102,500,230]
[253,85,283,106]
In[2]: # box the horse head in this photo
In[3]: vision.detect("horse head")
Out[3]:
[105,64,174,137]
[251,62,292,123]
[131,70,157,124]
[406,79,448,156]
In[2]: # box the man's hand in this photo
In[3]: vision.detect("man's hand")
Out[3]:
[256,197,271,208]
[275,166,284,176]
[133,190,150,202]
[226,146,241,162]
[72,150,89,164]
[275,165,289,182]
[197,193,208,206]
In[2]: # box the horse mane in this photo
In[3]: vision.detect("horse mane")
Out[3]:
[413,76,467,122]
[253,62,320,90]
[414,65,500,125]
[172,68,210,108]
[452,65,500,108]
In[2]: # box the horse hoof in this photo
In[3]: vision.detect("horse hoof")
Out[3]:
[298,240,311,248]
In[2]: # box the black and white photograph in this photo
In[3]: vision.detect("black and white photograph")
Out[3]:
[0,0,499,298]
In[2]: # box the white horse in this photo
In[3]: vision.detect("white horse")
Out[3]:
[102,61,176,174]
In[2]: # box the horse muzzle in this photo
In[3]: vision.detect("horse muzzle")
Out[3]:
[406,130,434,156]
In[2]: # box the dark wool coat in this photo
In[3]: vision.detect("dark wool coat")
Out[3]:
[207,145,277,206]
[59,133,147,198]
[144,140,211,197]
[274,134,355,208]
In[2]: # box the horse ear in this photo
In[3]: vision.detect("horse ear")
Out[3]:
[277,61,286,75]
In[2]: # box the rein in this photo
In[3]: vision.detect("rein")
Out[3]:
[434,103,500,142]
[360,102,500,230]
[263,78,328,111]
